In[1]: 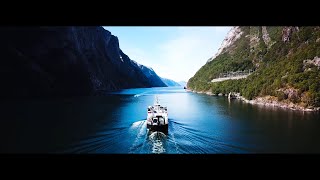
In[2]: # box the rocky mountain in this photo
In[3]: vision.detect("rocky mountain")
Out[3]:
[207,26,243,63]
[134,62,167,87]
[160,77,181,87]
[0,26,166,97]
[188,26,320,110]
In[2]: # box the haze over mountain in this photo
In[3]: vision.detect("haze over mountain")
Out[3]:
[178,81,187,87]
[160,77,181,87]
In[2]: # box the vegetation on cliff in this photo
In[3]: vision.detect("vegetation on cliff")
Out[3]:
[188,26,320,108]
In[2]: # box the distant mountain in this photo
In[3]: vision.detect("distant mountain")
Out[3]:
[0,26,166,97]
[160,77,181,87]
[178,81,187,87]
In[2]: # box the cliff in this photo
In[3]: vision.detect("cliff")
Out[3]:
[188,26,320,111]
[135,62,167,87]
[0,27,166,97]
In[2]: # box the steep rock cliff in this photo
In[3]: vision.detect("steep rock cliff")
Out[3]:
[0,27,166,97]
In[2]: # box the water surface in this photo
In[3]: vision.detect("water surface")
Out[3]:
[1,87,319,153]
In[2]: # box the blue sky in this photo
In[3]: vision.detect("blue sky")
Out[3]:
[103,26,231,82]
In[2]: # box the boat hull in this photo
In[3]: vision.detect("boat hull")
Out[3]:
[147,124,168,134]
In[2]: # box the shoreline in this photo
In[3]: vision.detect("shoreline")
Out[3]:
[186,89,320,112]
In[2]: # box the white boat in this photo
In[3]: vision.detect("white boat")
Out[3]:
[146,96,168,132]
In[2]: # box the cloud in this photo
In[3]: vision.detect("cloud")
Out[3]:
[153,27,231,82]
[109,27,231,82]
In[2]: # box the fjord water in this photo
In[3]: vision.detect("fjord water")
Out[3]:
[1,87,320,153]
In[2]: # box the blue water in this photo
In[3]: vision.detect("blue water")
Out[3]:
[1,87,320,153]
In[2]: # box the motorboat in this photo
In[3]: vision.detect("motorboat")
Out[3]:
[146,96,168,132]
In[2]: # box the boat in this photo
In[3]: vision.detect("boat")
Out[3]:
[146,96,168,133]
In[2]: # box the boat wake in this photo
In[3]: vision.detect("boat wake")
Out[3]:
[128,119,170,154]
[167,119,180,153]
[149,131,167,154]
[128,118,182,154]
[128,120,148,153]
[129,120,167,154]
[63,126,128,153]
[134,90,152,97]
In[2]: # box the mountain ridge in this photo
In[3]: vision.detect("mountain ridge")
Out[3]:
[160,77,181,87]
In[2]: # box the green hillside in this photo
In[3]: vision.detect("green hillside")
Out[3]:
[188,26,320,108]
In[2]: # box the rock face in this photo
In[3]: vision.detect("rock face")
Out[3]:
[261,26,271,45]
[303,56,320,69]
[160,77,181,87]
[135,62,167,87]
[282,26,299,42]
[207,26,243,62]
[0,27,166,97]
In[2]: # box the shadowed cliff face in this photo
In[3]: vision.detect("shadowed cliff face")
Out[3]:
[138,65,167,87]
[0,27,166,97]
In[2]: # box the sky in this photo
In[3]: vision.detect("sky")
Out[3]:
[103,26,232,82]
